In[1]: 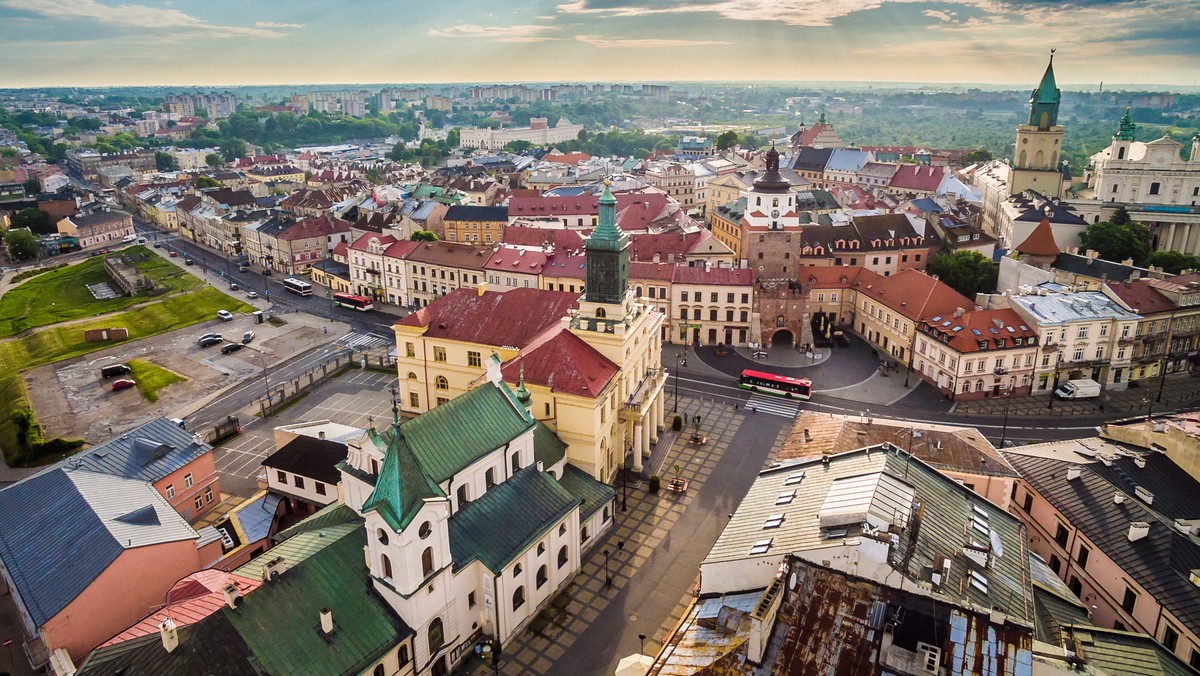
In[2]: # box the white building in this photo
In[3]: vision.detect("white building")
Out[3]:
[458,117,584,151]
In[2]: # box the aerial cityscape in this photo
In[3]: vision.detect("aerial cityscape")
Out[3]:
[1,2,1200,675]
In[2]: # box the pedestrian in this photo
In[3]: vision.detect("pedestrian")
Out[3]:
[751,406,756,414]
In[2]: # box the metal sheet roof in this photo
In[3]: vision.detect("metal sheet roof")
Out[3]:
[557,464,615,521]
[72,417,212,482]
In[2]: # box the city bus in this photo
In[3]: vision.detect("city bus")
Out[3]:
[281,277,313,296]
[738,369,812,400]
[333,292,374,311]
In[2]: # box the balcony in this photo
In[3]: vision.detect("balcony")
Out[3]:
[1041,342,1061,353]
[621,367,666,421]
[1118,336,1136,345]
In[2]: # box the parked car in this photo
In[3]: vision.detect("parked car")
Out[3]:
[197,332,222,344]
[230,283,240,291]
[261,268,272,276]
[238,265,249,273]
[217,310,234,321]
[241,330,255,344]
[100,363,132,378]
[169,250,177,257]
[246,291,258,299]
[184,257,194,265]
[111,378,136,391]
[153,241,162,248]
[198,335,223,347]
[220,342,243,354]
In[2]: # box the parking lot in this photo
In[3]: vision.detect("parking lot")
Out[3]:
[214,369,397,496]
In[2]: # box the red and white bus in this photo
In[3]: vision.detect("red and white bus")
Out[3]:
[738,369,812,400]
[281,277,313,296]
[333,292,374,311]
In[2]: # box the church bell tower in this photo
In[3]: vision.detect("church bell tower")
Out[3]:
[1010,50,1067,198]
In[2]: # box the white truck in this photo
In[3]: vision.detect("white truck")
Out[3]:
[1054,378,1101,400]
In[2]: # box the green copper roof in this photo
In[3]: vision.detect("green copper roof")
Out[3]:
[533,421,567,468]
[362,424,445,532]
[1114,108,1137,142]
[557,464,615,521]
[586,183,627,252]
[225,525,414,676]
[448,466,580,573]
[273,502,360,544]
[234,522,360,579]
[1066,625,1197,676]
[1033,54,1059,104]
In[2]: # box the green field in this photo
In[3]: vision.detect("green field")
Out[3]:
[128,359,186,402]
[0,285,254,466]
[0,247,203,337]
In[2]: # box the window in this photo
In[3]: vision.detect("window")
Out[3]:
[184,473,193,488]
[1054,523,1069,547]
[537,542,546,555]
[680,291,688,302]
[1121,585,1137,614]
[435,376,449,390]
[558,545,569,568]
[409,392,420,408]
[398,645,410,667]
[433,346,447,362]
[204,487,213,503]
[710,292,718,303]
[727,292,734,303]
[1022,493,1033,513]
[457,484,469,506]
[1068,576,1082,596]
[581,526,590,543]
[1190,648,1200,669]
[511,451,520,474]
[468,591,477,608]
[513,563,523,577]
[375,665,385,676]
[315,482,326,496]
[485,468,496,488]
[680,308,688,320]
[512,586,526,611]
[428,618,445,653]
[419,521,432,539]
[406,342,415,358]
[294,476,304,490]
[422,547,435,576]
[1163,624,1179,652]
[165,483,175,499]
[467,351,481,367]
[194,496,204,510]
[559,524,567,536]
[1049,554,1062,574]
[1150,182,1161,195]
[536,565,548,588]
[1077,544,1090,569]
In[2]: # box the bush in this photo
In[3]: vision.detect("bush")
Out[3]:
[648,475,661,494]
[11,263,67,284]
[672,415,682,431]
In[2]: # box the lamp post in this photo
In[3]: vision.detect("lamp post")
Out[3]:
[672,352,686,412]
[998,376,1013,449]
[603,548,612,586]
[1047,351,1062,410]
[621,462,627,512]
[639,634,647,654]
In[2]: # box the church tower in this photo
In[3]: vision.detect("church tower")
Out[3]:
[581,182,633,316]
[1010,51,1067,198]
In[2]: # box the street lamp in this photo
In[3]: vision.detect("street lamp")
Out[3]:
[603,548,612,586]
[621,461,627,512]
[639,634,647,654]
[998,377,1013,449]
[1047,351,1062,410]
[672,352,686,412]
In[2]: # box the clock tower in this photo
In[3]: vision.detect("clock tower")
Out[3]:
[1010,51,1067,198]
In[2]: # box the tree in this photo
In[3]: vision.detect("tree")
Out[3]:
[926,251,998,299]
[195,175,221,189]
[23,178,40,195]
[446,128,460,147]
[218,139,247,163]
[966,148,993,163]
[503,140,534,153]
[155,151,179,171]
[364,168,382,184]
[205,153,224,168]
[1078,215,1151,265]
[410,230,438,242]
[4,229,39,261]
[11,208,52,235]
[715,130,739,150]
[1110,205,1132,227]
[1147,250,1200,275]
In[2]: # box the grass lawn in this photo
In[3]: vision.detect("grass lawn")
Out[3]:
[128,359,186,402]
[0,246,203,337]
[0,285,253,465]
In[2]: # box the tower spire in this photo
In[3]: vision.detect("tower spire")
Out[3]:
[1028,49,1061,129]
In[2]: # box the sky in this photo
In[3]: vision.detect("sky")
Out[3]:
[0,0,1197,88]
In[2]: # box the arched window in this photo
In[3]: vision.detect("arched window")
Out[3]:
[1019,149,1027,166]
[772,197,779,207]
[428,617,445,654]
[557,545,569,568]
[421,547,434,576]
[1117,147,1126,160]
[398,644,410,667]
[596,307,606,319]
[636,286,643,296]
[381,554,393,579]
[407,371,418,380]
[513,586,526,610]
[376,528,389,546]
[536,565,548,589]
[374,665,385,676]
[435,376,448,390]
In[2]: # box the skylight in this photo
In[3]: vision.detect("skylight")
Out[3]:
[969,570,989,594]
[784,471,806,486]
[776,491,796,505]
[763,514,785,529]
[749,538,773,555]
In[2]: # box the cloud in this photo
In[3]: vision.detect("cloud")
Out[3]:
[575,34,731,48]
[923,9,956,21]
[255,21,304,29]
[1,0,286,38]
[426,23,560,42]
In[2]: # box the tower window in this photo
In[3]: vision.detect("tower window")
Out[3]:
[1149,182,1161,195]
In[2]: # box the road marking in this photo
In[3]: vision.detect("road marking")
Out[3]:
[745,393,802,418]
[337,331,391,351]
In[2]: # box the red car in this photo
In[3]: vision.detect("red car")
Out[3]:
[111,378,136,391]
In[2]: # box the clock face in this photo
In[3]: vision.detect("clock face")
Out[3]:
[771,209,780,219]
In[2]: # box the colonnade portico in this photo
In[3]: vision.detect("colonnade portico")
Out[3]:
[629,389,666,474]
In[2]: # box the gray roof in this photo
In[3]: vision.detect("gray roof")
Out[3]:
[704,444,1032,618]
[824,148,872,173]
[0,469,200,627]
[1010,288,1140,326]
[1053,253,1148,284]
[444,205,508,222]
[72,417,212,482]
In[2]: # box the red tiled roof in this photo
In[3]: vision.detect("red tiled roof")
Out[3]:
[507,191,667,223]
[672,266,755,285]
[382,240,421,259]
[396,287,579,348]
[889,164,945,192]
[501,225,587,253]
[857,268,972,322]
[348,232,397,252]
[921,308,1037,354]
[795,123,834,147]
[629,229,715,261]
[630,261,677,282]
[98,570,260,647]
[542,254,587,279]
[405,241,490,269]
[500,331,617,398]
[331,241,349,259]
[1107,280,1175,314]
[616,193,673,231]
[484,247,551,273]
[1015,217,1061,257]
[804,267,879,288]
[543,151,593,166]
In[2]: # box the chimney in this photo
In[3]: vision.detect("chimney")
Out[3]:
[653,252,661,264]
[1133,456,1146,469]
[318,430,326,440]
[1113,492,1126,505]
[319,608,334,635]
[223,583,241,609]
[536,460,544,472]
[1128,522,1151,542]
[262,556,287,581]
[1066,467,1081,481]
[1134,486,1155,504]
[160,618,179,653]
[477,282,487,296]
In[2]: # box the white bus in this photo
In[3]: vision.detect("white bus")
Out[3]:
[281,277,313,296]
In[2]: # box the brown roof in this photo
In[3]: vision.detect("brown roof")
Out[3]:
[1016,217,1060,257]
[1106,279,1175,315]
[629,261,676,282]
[671,266,755,286]
[396,287,579,349]
[889,164,945,192]
[628,229,718,261]
[774,411,1018,477]
[405,241,490,270]
[857,268,973,322]
[920,308,1038,354]
[483,248,550,274]
[803,266,879,289]
[499,331,617,398]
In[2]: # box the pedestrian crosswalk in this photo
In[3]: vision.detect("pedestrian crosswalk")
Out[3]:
[745,393,803,419]
[336,331,392,351]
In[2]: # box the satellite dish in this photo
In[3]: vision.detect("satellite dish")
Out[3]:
[989,529,1004,559]
[788,571,798,590]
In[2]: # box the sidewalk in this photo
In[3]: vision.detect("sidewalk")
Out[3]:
[952,372,1200,418]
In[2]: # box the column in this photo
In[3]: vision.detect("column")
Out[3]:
[656,392,665,432]
[632,422,644,473]
[1167,223,1177,252]
[642,419,653,460]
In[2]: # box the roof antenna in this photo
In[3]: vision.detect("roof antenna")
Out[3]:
[389,384,400,428]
